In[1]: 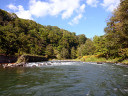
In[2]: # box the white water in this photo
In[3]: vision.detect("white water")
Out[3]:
[25,61,80,67]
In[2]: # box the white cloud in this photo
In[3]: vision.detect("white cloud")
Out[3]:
[62,8,74,19]
[7,0,85,25]
[7,4,32,20]
[16,5,32,20]
[101,0,120,12]
[68,14,82,25]
[86,0,99,7]
[28,0,79,19]
[61,0,80,19]
[29,1,50,17]
[68,4,85,25]
[29,0,80,19]
[79,4,86,13]
[7,4,18,10]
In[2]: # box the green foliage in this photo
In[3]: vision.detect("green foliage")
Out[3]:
[79,0,128,62]
[82,56,106,62]
[93,36,110,58]
[77,34,87,45]
[1,0,128,62]
[84,39,95,55]
[76,44,84,57]
[104,0,128,59]
[60,48,69,59]
[45,44,54,58]
[71,47,76,59]
[76,39,95,57]
[0,9,86,59]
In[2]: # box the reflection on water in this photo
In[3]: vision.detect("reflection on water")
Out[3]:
[0,62,128,96]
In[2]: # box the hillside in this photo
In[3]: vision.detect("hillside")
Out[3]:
[0,0,128,63]
[0,9,87,59]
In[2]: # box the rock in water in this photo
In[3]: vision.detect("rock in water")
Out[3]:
[97,62,102,64]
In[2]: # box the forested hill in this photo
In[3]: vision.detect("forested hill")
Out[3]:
[0,9,87,59]
[0,0,128,61]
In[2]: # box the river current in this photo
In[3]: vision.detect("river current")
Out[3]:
[0,61,128,96]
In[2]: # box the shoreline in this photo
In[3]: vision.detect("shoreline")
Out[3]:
[0,61,128,68]
[0,57,128,68]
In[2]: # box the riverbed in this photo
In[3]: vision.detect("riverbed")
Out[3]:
[0,61,128,96]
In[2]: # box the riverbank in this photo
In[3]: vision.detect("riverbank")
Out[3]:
[80,55,128,65]
[0,55,48,68]
[1,54,128,68]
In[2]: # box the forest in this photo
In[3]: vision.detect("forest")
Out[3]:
[0,0,128,63]
[0,9,87,59]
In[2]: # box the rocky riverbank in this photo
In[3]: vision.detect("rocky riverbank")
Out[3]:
[0,55,48,68]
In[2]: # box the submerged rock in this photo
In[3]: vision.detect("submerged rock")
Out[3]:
[47,63,51,65]
[97,62,103,64]
[43,63,47,66]
[38,63,43,66]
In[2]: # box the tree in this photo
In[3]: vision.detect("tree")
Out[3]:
[71,47,76,59]
[60,48,69,59]
[45,44,54,58]
[0,25,19,55]
[104,0,128,58]
[83,39,95,55]
[77,34,87,45]
[0,9,87,59]
[76,44,85,57]
[93,36,107,57]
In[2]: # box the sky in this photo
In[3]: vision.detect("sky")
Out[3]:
[0,0,120,38]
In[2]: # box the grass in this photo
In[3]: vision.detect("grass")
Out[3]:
[81,56,106,62]
[121,59,128,65]
[79,55,128,64]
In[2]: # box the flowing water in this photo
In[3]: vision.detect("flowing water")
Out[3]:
[0,61,128,96]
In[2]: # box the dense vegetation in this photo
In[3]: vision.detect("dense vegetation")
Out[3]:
[0,9,87,59]
[0,0,128,61]
[79,0,128,62]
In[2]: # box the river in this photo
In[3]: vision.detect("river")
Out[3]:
[0,61,128,96]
